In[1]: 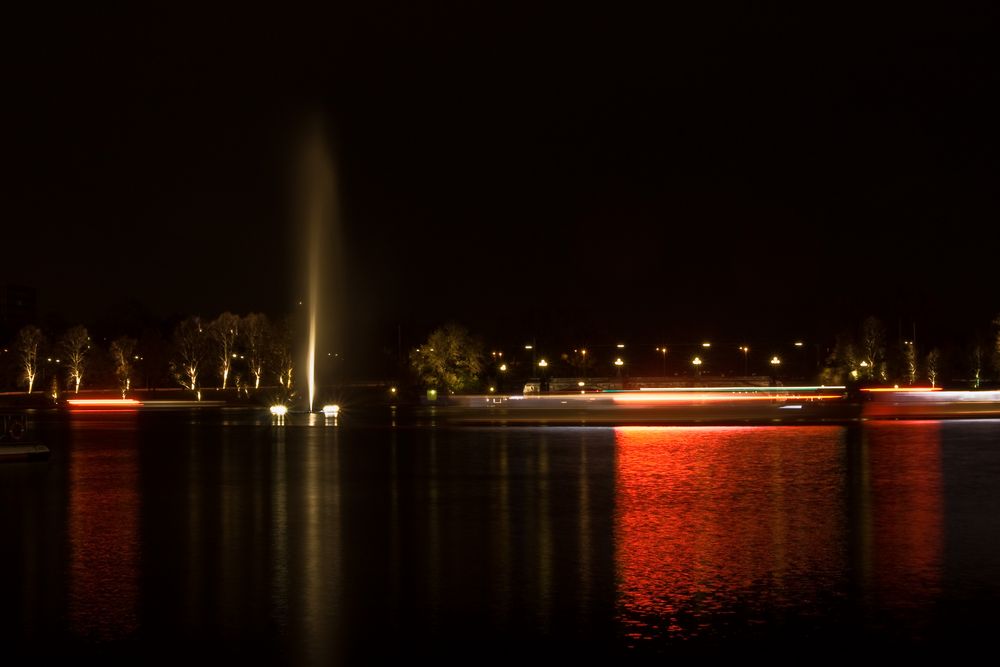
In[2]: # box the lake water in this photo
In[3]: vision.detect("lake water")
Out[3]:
[3,411,1000,661]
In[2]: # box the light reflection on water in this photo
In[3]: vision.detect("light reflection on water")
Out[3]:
[615,425,848,644]
[4,413,1000,660]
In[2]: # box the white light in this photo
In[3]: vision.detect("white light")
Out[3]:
[617,343,625,348]
[794,341,804,347]
[578,381,585,387]
[270,405,288,416]
[322,404,340,416]
[702,342,711,348]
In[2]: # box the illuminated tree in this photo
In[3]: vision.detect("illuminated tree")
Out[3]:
[15,325,44,394]
[903,341,918,386]
[409,324,485,394]
[109,336,137,398]
[170,317,206,394]
[970,344,984,389]
[272,318,294,390]
[993,313,1000,379]
[210,312,239,389]
[241,312,271,390]
[926,348,941,388]
[860,316,885,381]
[59,325,90,393]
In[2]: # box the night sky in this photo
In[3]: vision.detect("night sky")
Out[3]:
[4,4,998,370]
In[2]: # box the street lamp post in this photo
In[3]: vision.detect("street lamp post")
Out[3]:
[614,357,624,381]
[739,346,749,376]
[692,356,702,377]
[655,346,667,376]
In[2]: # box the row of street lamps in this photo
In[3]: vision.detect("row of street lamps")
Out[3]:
[498,342,802,376]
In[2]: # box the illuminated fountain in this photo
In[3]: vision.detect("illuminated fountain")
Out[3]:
[296,116,341,413]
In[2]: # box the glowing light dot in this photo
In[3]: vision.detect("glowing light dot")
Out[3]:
[269,405,288,416]
[322,404,340,416]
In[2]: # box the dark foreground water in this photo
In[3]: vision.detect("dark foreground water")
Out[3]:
[3,411,1000,661]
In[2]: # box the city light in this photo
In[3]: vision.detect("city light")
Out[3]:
[499,364,507,371]
[794,341,804,347]
[770,356,781,365]
[702,342,711,348]
[614,358,624,366]
[322,404,340,415]
[269,405,288,416]
[538,359,548,368]
[692,357,702,365]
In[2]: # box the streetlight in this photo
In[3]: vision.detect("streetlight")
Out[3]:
[614,357,624,378]
[770,356,781,366]
[739,346,749,376]
[692,356,702,377]
[655,346,668,376]
[538,358,548,392]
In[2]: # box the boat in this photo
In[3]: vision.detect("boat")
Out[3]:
[1,412,49,462]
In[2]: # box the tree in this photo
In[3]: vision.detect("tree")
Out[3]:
[272,318,294,390]
[970,343,984,389]
[993,313,1000,379]
[860,316,885,381]
[170,317,206,395]
[903,340,918,386]
[109,336,137,398]
[926,348,941,388]
[60,325,90,393]
[210,312,240,389]
[241,312,271,390]
[409,324,485,394]
[15,325,44,394]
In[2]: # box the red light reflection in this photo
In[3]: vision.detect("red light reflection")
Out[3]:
[614,425,846,643]
[68,418,140,641]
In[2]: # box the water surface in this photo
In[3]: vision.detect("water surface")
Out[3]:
[3,412,1000,660]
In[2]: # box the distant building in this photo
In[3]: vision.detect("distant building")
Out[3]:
[0,284,37,340]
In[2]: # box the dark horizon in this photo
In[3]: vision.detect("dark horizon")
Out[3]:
[3,4,998,375]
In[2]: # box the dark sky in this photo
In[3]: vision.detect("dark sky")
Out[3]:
[3,3,998,366]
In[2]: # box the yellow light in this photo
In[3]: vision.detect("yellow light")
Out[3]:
[617,343,625,348]
[538,359,548,368]
[525,345,533,350]
[702,342,711,348]
[489,386,495,392]
[794,341,804,347]
[270,405,288,416]
[499,364,507,371]
[692,357,702,365]
[322,404,340,416]
[580,349,587,355]
[859,361,869,367]
[770,356,781,365]
[614,358,624,366]
[390,387,397,393]
[578,381,585,386]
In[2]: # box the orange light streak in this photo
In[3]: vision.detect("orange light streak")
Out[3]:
[860,387,942,393]
[611,392,843,403]
[66,399,143,407]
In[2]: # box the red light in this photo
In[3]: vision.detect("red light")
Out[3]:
[860,387,942,393]
[66,399,143,408]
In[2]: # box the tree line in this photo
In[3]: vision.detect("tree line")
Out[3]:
[2,313,296,398]
[407,315,1000,394]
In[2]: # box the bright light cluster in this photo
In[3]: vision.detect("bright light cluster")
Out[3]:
[270,405,288,416]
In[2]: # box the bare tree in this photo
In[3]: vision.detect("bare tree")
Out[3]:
[860,316,885,381]
[15,325,44,394]
[59,325,90,393]
[273,319,294,390]
[109,336,137,398]
[926,348,941,388]
[903,341,918,386]
[170,317,206,396]
[970,344,984,389]
[210,312,240,389]
[241,312,271,390]
[993,313,1000,380]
